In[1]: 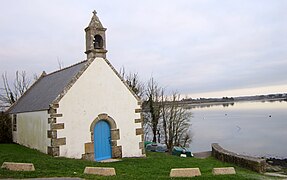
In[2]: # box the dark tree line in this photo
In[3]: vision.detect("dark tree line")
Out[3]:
[0,112,12,143]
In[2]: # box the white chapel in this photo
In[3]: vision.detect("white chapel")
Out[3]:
[8,11,145,161]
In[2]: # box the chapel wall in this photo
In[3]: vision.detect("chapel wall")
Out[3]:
[13,110,50,153]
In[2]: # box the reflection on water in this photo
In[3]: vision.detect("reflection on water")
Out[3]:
[189,101,287,158]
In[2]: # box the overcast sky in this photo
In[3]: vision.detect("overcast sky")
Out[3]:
[1,0,287,98]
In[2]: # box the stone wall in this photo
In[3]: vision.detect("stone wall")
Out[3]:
[211,143,266,173]
[47,103,65,156]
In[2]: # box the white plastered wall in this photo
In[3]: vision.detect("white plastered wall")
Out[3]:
[13,110,50,153]
[56,57,142,159]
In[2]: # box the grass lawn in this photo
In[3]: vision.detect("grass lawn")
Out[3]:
[0,143,275,179]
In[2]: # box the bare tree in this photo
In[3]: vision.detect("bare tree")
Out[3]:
[125,73,145,98]
[0,71,30,110]
[119,69,192,149]
[57,57,63,70]
[160,92,192,152]
[119,67,145,99]
[144,77,163,143]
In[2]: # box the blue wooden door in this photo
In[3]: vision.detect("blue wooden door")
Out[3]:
[94,120,112,161]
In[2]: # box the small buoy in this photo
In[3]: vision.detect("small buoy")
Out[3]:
[269,115,271,117]
[225,114,227,116]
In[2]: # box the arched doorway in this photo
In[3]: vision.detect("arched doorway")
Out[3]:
[82,113,122,161]
[94,120,112,161]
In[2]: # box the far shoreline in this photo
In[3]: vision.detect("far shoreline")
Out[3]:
[179,97,287,109]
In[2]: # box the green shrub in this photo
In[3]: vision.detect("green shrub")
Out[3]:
[0,111,12,143]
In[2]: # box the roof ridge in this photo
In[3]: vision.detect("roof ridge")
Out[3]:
[45,60,88,77]
[51,58,94,104]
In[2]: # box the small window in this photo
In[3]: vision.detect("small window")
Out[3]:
[13,114,17,131]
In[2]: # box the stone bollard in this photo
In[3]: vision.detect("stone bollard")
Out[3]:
[212,167,236,175]
[84,167,116,176]
[1,162,35,171]
[170,168,201,177]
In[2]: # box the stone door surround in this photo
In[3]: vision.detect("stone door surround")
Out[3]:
[82,113,122,161]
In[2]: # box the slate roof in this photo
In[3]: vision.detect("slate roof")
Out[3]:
[8,61,87,114]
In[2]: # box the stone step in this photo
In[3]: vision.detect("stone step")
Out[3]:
[84,167,116,176]
[1,162,35,171]
[170,168,201,177]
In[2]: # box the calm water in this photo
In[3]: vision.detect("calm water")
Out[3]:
[189,101,287,158]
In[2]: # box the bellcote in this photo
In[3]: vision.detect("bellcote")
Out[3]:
[85,11,107,59]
